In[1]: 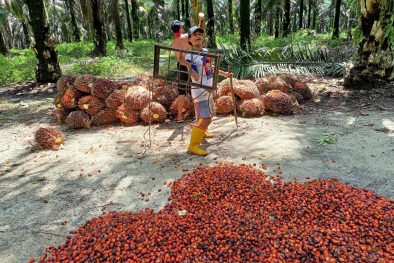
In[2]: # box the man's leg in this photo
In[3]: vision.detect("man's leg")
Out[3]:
[177,94,185,121]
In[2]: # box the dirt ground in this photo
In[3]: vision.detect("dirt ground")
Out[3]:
[0,77,393,262]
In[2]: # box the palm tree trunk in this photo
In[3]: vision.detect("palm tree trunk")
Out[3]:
[185,0,190,28]
[332,0,341,38]
[181,0,185,20]
[283,0,291,36]
[206,0,216,49]
[22,21,31,48]
[0,30,8,55]
[24,0,61,83]
[131,0,139,40]
[176,0,180,20]
[240,0,250,48]
[91,0,107,56]
[228,0,234,33]
[254,0,262,36]
[113,0,124,49]
[307,0,312,28]
[65,0,81,42]
[344,0,394,88]
[299,0,304,29]
[124,0,133,42]
[274,6,280,39]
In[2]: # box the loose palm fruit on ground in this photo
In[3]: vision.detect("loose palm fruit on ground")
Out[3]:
[263,89,294,115]
[78,95,105,116]
[74,74,95,93]
[237,98,265,117]
[116,103,139,125]
[140,102,167,124]
[65,111,90,129]
[92,78,117,99]
[35,127,65,150]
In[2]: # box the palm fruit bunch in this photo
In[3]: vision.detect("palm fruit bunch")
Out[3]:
[288,90,304,104]
[233,79,260,100]
[268,76,290,94]
[60,87,82,109]
[78,95,105,116]
[54,95,62,109]
[115,81,133,90]
[170,94,194,117]
[140,102,167,124]
[152,85,178,110]
[254,77,271,94]
[278,74,297,88]
[91,78,117,99]
[54,108,70,124]
[35,127,65,150]
[125,86,150,110]
[217,78,236,97]
[105,89,127,110]
[56,74,77,95]
[116,103,139,125]
[237,98,265,117]
[215,95,236,115]
[74,74,96,93]
[91,108,119,126]
[133,73,152,87]
[292,80,312,101]
[262,90,293,115]
[65,111,90,129]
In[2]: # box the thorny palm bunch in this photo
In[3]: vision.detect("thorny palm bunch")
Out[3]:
[218,42,356,79]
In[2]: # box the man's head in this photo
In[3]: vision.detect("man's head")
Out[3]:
[188,26,205,46]
[171,20,185,33]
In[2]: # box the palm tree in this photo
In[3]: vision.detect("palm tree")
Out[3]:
[332,0,341,38]
[131,0,138,40]
[0,3,8,55]
[124,0,133,41]
[299,0,304,29]
[206,0,216,49]
[344,0,394,87]
[228,0,234,33]
[109,0,124,49]
[24,0,61,83]
[254,0,262,36]
[90,0,107,56]
[283,0,291,36]
[239,0,250,48]
[64,0,81,42]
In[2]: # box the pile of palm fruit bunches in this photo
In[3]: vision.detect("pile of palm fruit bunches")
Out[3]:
[54,73,312,129]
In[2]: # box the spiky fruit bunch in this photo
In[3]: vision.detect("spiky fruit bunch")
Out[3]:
[65,111,90,129]
[292,81,312,101]
[133,73,152,87]
[268,76,289,93]
[217,78,237,97]
[91,109,119,126]
[61,87,82,109]
[278,74,297,88]
[115,81,133,90]
[125,86,150,110]
[54,95,62,109]
[215,96,236,115]
[54,108,70,124]
[78,95,105,116]
[152,86,178,110]
[57,74,77,95]
[237,98,265,117]
[263,90,293,115]
[74,74,96,93]
[35,127,65,150]
[116,103,139,125]
[92,78,117,99]
[170,94,194,117]
[140,102,167,124]
[288,90,304,104]
[255,77,271,94]
[105,89,127,109]
[233,80,260,100]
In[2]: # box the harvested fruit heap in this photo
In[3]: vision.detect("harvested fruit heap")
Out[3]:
[36,164,394,263]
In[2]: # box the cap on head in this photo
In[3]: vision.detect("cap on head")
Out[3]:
[188,26,204,38]
[171,20,185,33]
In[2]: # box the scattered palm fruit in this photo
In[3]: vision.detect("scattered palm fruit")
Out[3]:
[34,127,65,150]
[78,95,105,116]
[254,76,271,94]
[233,79,260,99]
[152,85,178,110]
[65,111,90,129]
[268,75,290,93]
[91,78,117,99]
[60,87,82,109]
[91,108,119,126]
[292,80,313,100]
[237,98,265,117]
[116,103,139,125]
[37,164,394,263]
[125,86,150,110]
[215,95,236,115]
[140,102,167,124]
[74,74,95,93]
[105,89,127,109]
[263,90,294,115]
[56,74,77,95]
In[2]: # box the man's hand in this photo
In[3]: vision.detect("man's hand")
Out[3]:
[219,70,233,79]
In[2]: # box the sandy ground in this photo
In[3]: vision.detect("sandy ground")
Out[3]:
[0,78,394,262]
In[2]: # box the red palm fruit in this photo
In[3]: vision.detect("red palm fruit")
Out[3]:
[268,76,290,93]
[54,95,62,109]
[74,74,96,93]
[215,96,236,115]
[92,78,117,99]
[233,80,260,99]
[292,81,312,101]
[65,111,91,129]
[91,109,119,126]
[116,103,139,125]
[217,78,238,97]
[125,86,150,110]
[254,77,271,94]
[57,74,77,95]
[105,89,127,109]
[263,90,293,115]
[237,98,265,117]
[61,87,82,109]
[152,85,178,110]
[140,102,167,124]
[133,73,152,87]
[35,127,65,150]
[78,95,105,116]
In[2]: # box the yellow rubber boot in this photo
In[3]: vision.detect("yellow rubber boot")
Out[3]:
[187,126,208,156]
[197,118,214,138]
